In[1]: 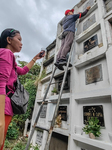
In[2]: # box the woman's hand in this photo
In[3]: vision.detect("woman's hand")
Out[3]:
[26,51,45,70]
[33,51,45,61]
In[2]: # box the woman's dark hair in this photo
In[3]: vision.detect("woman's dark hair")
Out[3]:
[0,28,20,48]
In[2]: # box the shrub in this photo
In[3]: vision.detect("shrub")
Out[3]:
[6,121,19,140]
[4,139,11,148]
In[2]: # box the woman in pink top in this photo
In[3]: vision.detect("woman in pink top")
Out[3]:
[0,28,45,149]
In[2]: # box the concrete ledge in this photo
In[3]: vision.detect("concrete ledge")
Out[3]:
[74,87,111,101]
[74,46,106,68]
[53,128,69,136]
[73,134,112,150]
[49,93,70,101]
[76,23,101,43]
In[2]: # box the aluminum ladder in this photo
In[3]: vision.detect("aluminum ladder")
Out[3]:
[25,38,75,150]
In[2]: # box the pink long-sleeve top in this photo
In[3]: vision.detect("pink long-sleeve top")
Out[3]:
[0,48,29,116]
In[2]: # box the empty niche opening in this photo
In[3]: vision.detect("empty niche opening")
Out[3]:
[49,132,68,150]
[84,34,98,53]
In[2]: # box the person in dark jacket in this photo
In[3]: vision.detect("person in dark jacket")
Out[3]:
[55,6,91,70]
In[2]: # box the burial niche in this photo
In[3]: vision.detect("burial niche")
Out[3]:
[84,34,98,53]
[83,105,105,127]
[85,64,103,85]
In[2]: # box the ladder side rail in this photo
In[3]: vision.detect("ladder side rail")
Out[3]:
[25,66,56,150]
[44,38,75,150]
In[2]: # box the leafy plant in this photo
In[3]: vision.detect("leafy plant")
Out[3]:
[4,138,39,150]
[12,140,31,150]
[12,142,39,150]
[52,87,58,94]
[4,139,11,148]
[6,121,19,140]
[18,61,41,85]
[82,117,101,137]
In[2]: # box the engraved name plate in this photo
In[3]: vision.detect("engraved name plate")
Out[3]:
[85,64,103,85]
[83,105,105,127]
[36,130,43,145]
[58,106,67,121]
[40,105,47,118]
[84,34,98,52]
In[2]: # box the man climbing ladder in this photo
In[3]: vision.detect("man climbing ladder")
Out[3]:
[55,6,91,70]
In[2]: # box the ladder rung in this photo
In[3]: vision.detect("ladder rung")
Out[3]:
[43,101,57,104]
[50,81,67,85]
[35,125,49,132]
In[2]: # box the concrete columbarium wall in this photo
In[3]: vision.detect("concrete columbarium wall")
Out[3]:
[29,0,112,150]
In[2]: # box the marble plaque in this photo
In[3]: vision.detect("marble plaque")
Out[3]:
[40,105,47,118]
[83,14,96,31]
[84,34,98,52]
[58,106,67,121]
[83,105,105,127]
[36,130,43,145]
[85,64,103,84]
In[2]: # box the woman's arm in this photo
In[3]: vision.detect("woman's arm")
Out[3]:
[26,51,45,70]
[17,51,45,75]
[0,95,5,148]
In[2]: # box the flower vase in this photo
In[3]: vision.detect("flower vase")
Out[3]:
[89,133,95,139]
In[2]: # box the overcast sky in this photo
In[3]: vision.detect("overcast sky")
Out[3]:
[0,0,80,63]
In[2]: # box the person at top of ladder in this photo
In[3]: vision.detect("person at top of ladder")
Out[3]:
[55,6,91,70]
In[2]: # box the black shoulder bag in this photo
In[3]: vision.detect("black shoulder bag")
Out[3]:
[6,78,29,115]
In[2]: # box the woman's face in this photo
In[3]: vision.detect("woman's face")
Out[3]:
[9,33,22,53]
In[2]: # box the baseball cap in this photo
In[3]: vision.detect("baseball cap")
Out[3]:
[65,9,74,15]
